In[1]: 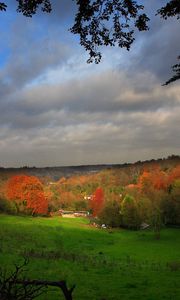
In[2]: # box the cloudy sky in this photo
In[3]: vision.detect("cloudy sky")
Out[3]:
[0,0,179,167]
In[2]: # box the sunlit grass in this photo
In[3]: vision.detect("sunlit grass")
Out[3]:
[0,214,180,299]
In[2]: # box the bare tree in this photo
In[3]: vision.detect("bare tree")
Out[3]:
[0,258,75,300]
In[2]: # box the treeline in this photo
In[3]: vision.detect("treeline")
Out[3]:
[0,156,179,232]
[0,154,179,179]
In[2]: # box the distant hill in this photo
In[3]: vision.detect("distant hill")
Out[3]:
[0,155,179,181]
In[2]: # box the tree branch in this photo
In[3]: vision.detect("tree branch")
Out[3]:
[163,56,180,85]
[12,280,75,300]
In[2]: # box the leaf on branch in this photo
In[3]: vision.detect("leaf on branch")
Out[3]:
[0,2,7,11]
[163,56,180,85]
[70,0,149,63]
[157,0,180,20]
[16,0,52,17]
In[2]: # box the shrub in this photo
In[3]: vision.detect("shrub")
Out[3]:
[0,197,17,214]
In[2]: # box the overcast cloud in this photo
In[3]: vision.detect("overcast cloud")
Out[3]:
[0,0,179,167]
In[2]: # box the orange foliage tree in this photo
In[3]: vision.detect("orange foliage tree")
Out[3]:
[6,175,48,215]
[90,187,104,217]
[138,167,168,192]
[59,191,77,209]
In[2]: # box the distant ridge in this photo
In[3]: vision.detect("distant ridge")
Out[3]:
[0,155,179,181]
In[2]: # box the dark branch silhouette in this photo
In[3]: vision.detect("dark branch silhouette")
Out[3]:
[157,0,180,20]
[70,0,149,63]
[163,56,180,85]
[16,0,52,17]
[0,258,75,300]
[12,280,75,300]
[0,2,6,11]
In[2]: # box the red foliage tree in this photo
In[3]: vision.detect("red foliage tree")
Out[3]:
[90,187,104,217]
[6,175,48,215]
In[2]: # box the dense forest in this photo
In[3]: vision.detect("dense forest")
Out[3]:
[0,155,180,234]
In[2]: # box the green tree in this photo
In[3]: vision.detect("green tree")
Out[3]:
[150,208,163,240]
[121,194,142,230]
[99,199,121,227]
[162,179,180,225]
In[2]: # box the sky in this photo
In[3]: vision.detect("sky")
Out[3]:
[0,0,179,168]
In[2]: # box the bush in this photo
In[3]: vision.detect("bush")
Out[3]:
[0,198,17,214]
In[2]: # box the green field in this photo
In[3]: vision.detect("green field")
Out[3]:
[0,214,180,300]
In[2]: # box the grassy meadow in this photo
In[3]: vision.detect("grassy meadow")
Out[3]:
[0,214,180,299]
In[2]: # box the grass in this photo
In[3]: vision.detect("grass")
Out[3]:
[0,214,180,299]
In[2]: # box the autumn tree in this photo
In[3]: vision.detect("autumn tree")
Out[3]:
[138,167,168,194]
[6,175,48,215]
[90,187,104,217]
[44,187,56,212]
[58,191,77,209]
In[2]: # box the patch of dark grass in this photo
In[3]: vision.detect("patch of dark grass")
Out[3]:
[21,248,170,274]
[124,283,137,288]
[167,261,180,271]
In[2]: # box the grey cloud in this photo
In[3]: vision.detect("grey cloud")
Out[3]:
[0,70,180,132]
[3,26,71,88]
[0,67,179,167]
[42,0,77,25]
[15,70,180,115]
[0,3,74,100]
[0,105,179,167]
[130,16,180,82]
